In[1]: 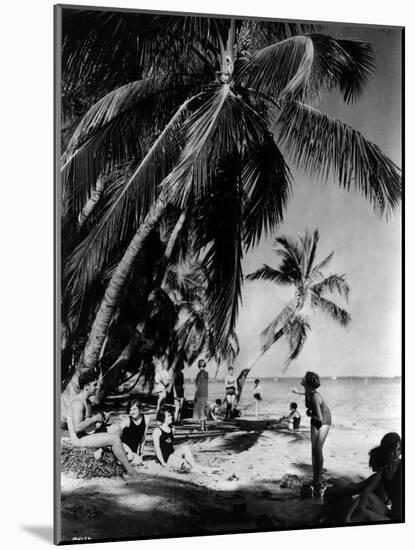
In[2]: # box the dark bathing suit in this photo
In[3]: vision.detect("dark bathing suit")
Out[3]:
[174,371,184,399]
[157,427,175,463]
[306,391,332,428]
[121,416,146,451]
[382,460,402,520]
[293,415,301,430]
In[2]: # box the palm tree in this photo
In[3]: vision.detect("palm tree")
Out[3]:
[236,229,350,399]
[61,11,400,381]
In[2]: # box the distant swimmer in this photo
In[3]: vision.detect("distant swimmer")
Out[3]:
[253,378,263,416]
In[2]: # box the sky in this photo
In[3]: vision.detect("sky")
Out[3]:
[212,24,402,379]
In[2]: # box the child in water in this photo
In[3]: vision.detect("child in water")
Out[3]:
[253,378,263,416]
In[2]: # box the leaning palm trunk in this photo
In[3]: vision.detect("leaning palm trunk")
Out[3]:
[61,192,169,416]
[82,192,168,369]
[94,211,186,404]
[236,326,287,403]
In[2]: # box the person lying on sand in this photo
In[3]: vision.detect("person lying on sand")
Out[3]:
[278,402,301,429]
[153,409,217,474]
[325,432,402,522]
[68,369,139,479]
[119,398,150,467]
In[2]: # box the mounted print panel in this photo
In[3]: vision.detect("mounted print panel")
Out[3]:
[54,3,403,545]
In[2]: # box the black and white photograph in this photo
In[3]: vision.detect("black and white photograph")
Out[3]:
[54,3,403,545]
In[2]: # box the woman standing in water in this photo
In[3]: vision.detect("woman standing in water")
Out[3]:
[293,371,331,496]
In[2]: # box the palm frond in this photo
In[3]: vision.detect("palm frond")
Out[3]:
[61,74,199,221]
[306,34,375,103]
[282,315,311,371]
[192,159,244,351]
[276,101,401,215]
[310,250,335,279]
[260,299,298,352]
[242,132,292,248]
[64,97,196,320]
[246,264,293,286]
[273,235,303,282]
[311,274,350,300]
[236,36,314,102]
[311,294,351,326]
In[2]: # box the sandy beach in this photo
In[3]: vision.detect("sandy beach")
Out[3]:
[60,409,391,543]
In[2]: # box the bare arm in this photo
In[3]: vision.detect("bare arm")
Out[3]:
[291,387,305,396]
[71,399,102,433]
[152,428,168,467]
[138,416,150,455]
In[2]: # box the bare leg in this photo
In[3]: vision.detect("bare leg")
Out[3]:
[156,392,166,415]
[310,424,319,483]
[313,424,330,488]
[352,493,390,522]
[79,433,139,477]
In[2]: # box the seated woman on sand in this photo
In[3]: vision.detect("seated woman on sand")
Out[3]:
[325,432,402,522]
[153,409,215,474]
[119,398,150,466]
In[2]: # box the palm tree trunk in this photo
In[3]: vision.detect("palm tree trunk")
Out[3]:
[78,175,104,228]
[82,192,168,370]
[92,209,186,403]
[236,327,287,403]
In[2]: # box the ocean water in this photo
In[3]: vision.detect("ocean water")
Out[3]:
[184,376,402,435]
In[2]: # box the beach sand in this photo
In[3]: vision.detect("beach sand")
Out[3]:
[59,414,380,543]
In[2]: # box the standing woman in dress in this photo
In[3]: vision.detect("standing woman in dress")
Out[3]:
[172,358,185,425]
[193,359,209,431]
[294,371,332,496]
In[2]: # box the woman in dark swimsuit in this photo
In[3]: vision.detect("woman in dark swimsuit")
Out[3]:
[153,409,214,473]
[120,399,150,465]
[294,371,331,496]
[325,432,402,522]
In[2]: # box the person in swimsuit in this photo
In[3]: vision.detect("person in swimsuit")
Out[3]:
[120,398,150,466]
[172,360,185,425]
[279,402,301,429]
[293,371,331,496]
[68,369,139,479]
[325,433,402,522]
[224,366,238,419]
[253,378,263,416]
[154,356,171,415]
[153,409,213,473]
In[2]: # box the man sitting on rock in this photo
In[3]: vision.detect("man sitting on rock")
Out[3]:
[68,369,139,479]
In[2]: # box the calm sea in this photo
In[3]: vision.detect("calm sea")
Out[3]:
[184,376,402,435]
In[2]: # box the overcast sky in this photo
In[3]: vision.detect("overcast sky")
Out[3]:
[203,23,402,379]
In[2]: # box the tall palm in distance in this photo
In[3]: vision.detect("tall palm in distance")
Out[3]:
[237,229,350,399]
[61,11,400,381]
